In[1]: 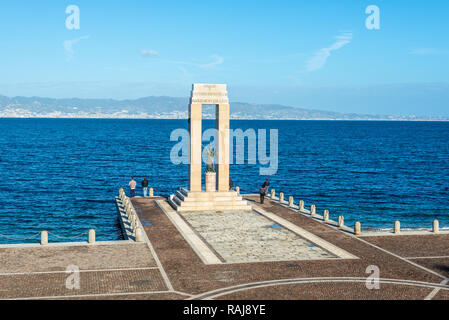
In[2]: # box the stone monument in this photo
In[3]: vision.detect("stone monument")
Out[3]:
[189,83,230,192]
[168,84,252,212]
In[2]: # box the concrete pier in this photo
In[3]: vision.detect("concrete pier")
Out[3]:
[1,196,448,300]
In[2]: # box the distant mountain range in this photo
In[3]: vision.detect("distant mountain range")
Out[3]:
[0,95,447,121]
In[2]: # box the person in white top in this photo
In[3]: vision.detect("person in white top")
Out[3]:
[129,177,137,197]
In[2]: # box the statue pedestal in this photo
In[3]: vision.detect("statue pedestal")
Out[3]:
[205,172,216,192]
[168,187,252,212]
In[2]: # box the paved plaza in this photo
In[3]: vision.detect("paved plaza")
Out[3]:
[180,210,337,263]
[0,196,448,300]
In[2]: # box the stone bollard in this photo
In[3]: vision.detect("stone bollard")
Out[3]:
[133,214,139,229]
[236,186,240,195]
[433,219,439,234]
[323,210,330,222]
[311,204,316,216]
[149,188,154,197]
[279,193,284,203]
[271,189,275,199]
[338,216,344,228]
[130,214,136,228]
[88,229,96,244]
[394,221,401,234]
[125,203,130,215]
[288,196,294,207]
[135,227,143,243]
[299,200,305,212]
[354,222,361,235]
[41,231,48,246]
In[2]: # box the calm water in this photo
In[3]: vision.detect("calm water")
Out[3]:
[0,119,448,244]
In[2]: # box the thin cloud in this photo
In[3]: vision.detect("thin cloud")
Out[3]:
[141,49,159,57]
[409,48,448,55]
[178,66,188,74]
[306,32,352,72]
[63,35,89,61]
[156,54,224,70]
[199,54,224,69]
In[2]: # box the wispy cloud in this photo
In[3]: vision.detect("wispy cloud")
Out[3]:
[153,54,225,70]
[63,35,89,61]
[306,32,352,72]
[178,66,188,74]
[409,48,448,55]
[141,49,159,57]
[198,54,224,69]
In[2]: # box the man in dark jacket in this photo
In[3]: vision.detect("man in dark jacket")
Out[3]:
[142,177,149,197]
[262,179,270,192]
[259,185,265,204]
[260,179,270,204]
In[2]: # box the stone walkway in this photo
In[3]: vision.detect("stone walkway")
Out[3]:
[179,210,337,263]
[0,196,448,300]
[132,196,449,300]
[0,242,185,300]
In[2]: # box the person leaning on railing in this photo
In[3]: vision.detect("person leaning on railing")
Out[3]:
[142,177,149,197]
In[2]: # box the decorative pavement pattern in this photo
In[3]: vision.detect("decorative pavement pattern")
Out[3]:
[179,210,337,263]
[0,196,448,300]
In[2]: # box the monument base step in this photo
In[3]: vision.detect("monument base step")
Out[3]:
[169,187,252,212]
[176,191,243,202]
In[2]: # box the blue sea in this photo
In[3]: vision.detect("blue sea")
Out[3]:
[0,119,448,244]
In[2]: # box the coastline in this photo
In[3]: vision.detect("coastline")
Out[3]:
[0,116,448,122]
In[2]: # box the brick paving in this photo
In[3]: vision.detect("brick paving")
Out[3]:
[51,292,189,300]
[434,290,449,300]
[218,283,432,300]
[361,234,449,258]
[0,196,448,300]
[129,196,449,300]
[407,258,449,278]
[0,269,167,299]
[0,243,157,273]
[0,242,170,299]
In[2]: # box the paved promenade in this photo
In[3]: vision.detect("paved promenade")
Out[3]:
[0,196,448,300]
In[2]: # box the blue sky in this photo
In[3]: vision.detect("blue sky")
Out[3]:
[0,0,448,116]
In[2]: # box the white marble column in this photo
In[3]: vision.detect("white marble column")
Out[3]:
[189,103,202,192]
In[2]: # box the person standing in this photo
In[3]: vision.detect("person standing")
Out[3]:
[129,177,137,198]
[142,177,149,197]
[260,185,266,204]
[229,178,234,191]
[262,179,270,193]
[260,179,270,204]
